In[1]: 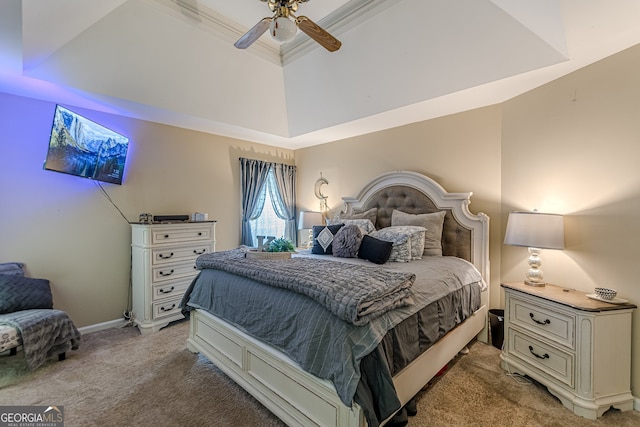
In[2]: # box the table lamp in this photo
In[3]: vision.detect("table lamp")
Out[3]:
[504,211,565,286]
[298,211,323,248]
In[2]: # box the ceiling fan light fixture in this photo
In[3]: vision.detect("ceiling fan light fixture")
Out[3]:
[270,16,297,43]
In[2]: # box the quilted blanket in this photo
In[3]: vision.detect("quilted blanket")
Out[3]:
[0,309,81,370]
[195,248,415,325]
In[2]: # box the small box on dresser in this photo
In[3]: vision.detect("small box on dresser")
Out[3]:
[500,282,636,420]
[131,221,216,334]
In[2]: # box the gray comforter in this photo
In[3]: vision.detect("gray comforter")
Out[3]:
[195,248,415,325]
[0,309,81,370]
[183,254,484,423]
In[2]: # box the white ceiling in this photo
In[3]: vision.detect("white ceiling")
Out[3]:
[2,0,640,149]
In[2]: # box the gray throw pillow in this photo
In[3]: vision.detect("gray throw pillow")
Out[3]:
[0,262,25,276]
[0,275,53,314]
[332,225,364,258]
[391,210,446,256]
[335,208,378,228]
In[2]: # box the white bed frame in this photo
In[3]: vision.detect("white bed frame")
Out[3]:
[187,171,490,427]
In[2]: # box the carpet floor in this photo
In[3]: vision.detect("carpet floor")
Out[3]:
[1,320,638,426]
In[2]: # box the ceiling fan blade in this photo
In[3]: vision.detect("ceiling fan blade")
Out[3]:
[295,16,341,52]
[234,17,272,49]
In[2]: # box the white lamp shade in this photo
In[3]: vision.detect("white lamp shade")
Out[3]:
[270,17,297,43]
[504,211,565,250]
[298,211,323,230]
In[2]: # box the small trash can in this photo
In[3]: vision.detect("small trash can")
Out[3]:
[489,309,504,350]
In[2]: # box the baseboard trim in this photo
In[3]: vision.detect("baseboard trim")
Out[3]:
[634,396,640,412]
[77,318,128,335]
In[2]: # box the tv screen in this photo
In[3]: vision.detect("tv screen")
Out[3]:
[44,105,129,185]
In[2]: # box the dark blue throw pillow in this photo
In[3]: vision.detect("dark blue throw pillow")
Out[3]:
[358,235,393,264]
[311,224,344,255]
[0,275,53,314]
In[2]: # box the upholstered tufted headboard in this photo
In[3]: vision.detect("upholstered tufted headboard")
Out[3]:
[358,185,472,261]
[341,171,489,285]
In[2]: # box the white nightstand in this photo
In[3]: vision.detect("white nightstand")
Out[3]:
[500,282,636,420]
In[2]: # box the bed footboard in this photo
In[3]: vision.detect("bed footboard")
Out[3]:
[187,308,364,427]
[187,305,487,427]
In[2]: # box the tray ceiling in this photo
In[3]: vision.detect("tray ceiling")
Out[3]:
[2,0,640,149]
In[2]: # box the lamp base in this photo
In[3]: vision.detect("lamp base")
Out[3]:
[524,280,546,287]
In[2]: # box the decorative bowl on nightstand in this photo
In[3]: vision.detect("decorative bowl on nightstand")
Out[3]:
[594,287,617,301]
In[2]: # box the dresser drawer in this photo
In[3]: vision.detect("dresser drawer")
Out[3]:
[152,297,184,320]
[152,279,191,302]
[151,225,212,245]
[152,244,211,266]
[509,296,575,349]
[151,261,198,284]
[509,329,574,388]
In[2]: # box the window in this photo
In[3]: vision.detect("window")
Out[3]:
[240,157,296,248]
[249,171,286,247]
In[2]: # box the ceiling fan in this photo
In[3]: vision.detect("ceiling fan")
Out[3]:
[234,0,342,52]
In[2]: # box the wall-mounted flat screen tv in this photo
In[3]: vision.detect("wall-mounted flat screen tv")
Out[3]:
[44,105,129,185]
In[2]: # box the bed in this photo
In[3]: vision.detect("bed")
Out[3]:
[182,170,490,427]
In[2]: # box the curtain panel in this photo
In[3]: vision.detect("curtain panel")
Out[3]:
[239,158,297,246]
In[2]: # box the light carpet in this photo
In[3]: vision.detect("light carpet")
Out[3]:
[1,320,638,426]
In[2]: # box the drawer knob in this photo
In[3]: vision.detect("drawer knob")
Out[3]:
[164,234,169,238]
[159,252,174,259]
[193,249,206,255]
[529,345,550,360]
[159,286,175,294]
[529,313,550,325]
[198,232,202,236]
[159,269,174,276]
[160,304,176,312]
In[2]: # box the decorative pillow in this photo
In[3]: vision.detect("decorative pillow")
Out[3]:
[332,225,364,258]
[0,262,25,276]
[327,218,376,234]
[358,235,393,264]
[391,209,447,256]
[335,208,378,228]
[370,227,413,262]
[0,275,53,314]
[385,225,427,260]
[311,224,344,255]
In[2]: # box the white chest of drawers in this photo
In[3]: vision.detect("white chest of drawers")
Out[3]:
[131,221,216,334]
[500,282,636,420]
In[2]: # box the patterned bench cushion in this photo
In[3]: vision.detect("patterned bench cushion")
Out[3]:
[0,324,20,353]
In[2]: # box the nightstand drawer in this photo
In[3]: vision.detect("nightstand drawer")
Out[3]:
[510,296,574,349]
[152,244,211,265]
[509,329,574,388]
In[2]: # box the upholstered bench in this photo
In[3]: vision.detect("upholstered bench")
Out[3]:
[0,262,80,368]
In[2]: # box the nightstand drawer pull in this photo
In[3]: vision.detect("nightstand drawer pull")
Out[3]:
[159,269,174,276]
[529,312,550,325]
[159,252,174,259]
[193,249,206,255]
[160,304,176,312]
[159,286,175,294]
[529,345,549,360]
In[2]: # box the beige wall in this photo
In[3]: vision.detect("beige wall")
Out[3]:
[294,106,503,309]
[0,93,293,328]
[501,44,640,399]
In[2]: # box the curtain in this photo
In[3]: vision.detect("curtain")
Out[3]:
[271,162,297,245]
[239,158,271,246]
